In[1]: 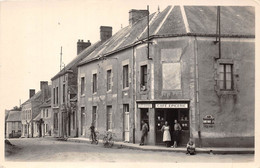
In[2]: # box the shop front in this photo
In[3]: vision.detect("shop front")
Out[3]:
[137,101,190,146]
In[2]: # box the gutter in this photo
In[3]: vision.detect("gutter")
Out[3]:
[78,33,255,67]
[51,69,73,81]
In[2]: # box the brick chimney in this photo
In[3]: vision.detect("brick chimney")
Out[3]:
[77,39,91,55]
[100,26,112,42]
[29,89,35,98]
[129,9,149,25]
[40,81,49,102]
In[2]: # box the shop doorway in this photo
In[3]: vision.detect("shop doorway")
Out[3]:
[155,108,190,146]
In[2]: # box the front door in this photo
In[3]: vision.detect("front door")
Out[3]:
[124,111,130,142]
[155,108,190,146]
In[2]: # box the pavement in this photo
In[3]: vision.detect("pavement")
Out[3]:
[67,137,255,154]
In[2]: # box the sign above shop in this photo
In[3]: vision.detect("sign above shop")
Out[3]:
[155,103,188,108]
[138,104,153,108]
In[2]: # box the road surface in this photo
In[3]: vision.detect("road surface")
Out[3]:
[5,137,254,162]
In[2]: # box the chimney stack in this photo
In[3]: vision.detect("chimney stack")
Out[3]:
[77,39,91,55]
[29,89,35,99]
[100,26,112,42]
[40,81,49,102]
[129,9,149,25]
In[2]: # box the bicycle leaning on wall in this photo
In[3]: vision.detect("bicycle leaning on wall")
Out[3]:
[102,131,115,148]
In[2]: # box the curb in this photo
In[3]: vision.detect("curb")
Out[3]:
[67,138,254,155]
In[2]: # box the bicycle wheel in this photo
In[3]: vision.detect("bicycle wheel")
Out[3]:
[103,137,108,147]
[95,132,99,145]
[108,137,114,147]
[89,134,93,144]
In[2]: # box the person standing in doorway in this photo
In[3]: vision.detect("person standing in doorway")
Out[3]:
[140,120,148,146]
[161,121,171,147]
[172,119,182,148]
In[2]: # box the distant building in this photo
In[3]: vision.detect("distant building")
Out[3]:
[51,26,112,138]
[40,98,52,136]
[21,81,51,138]
[77,6,255,147]
[6,110,22,138]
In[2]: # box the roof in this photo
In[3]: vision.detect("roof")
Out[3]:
[51,40,103,80]
[40,98,51,108]
[6,110,21,122]
[33,112,42,121]
[78,6,254,66]
[21,90,42,106]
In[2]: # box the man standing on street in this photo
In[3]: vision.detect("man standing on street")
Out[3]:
[140,120,148,146]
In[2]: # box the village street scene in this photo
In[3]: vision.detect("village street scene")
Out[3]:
[1,0,256,165]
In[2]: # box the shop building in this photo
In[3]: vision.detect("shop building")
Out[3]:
[77,6,254,147]
[51,26,112,138]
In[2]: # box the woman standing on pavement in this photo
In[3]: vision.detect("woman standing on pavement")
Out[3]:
[161,121,171,147]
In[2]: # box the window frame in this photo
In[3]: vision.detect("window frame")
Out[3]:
[123,65,129,89]
[219,63,233,91]
[93,73,97,94]
[81,77,85,95]
[107,69,112,91]
[107,106,112,131]
[140,65,148,91]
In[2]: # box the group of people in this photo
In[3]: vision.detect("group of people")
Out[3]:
[140,120,195,155]
[161,120,182,148]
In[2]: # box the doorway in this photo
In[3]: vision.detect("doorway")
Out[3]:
[155,108,190,146]
[123,104,130,142]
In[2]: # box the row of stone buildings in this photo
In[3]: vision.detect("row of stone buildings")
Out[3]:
[8,6,255,147]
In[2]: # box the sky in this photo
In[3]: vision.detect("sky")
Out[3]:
[0,0,258,113]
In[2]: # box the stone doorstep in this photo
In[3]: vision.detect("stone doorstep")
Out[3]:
[67,138,255,154]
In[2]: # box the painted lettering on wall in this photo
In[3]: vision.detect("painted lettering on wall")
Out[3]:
[138,104,152,108]
[155,104,188,108]
[203,115,215,128]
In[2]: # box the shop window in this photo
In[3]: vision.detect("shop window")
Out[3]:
[218,64,233,90]
[107,69,112,91]
[140,65,147,91]
[93,74,97,93]
[107,106,112,131]
[81,77,85,95]
[140,108,149,131]
[123,65,129,88]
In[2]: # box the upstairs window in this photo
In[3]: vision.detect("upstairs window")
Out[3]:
[63,84,66,103]
[140,65,147,91]
[218,64,233,90]
[53,88,55,105]
[81,77,85,95]
[93,74,97,93]
[56,87,59,104]
[123,65,129,88]
[107,70,112,91]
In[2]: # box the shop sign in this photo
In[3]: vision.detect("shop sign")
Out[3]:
[155,103,188,108]
[203,115,215,128]
[138,104,153,108]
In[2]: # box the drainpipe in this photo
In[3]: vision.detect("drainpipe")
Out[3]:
[214,6,221,60]
[194,36,201,147]
[132,46,136,144]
